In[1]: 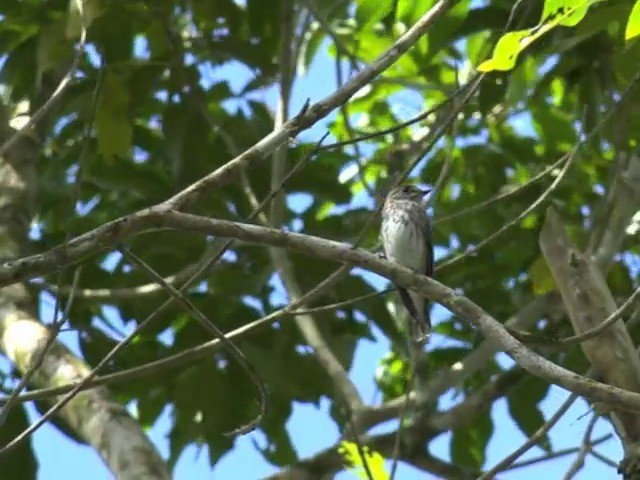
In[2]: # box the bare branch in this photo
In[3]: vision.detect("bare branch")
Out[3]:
[563,414,598,480]
[517,285,640,348]
[590,152,640,270]
[434,155,566,225]
[271,367,522,479]
[479,393,578,480]
[503,435,613,472]
[162,0,454,209]
[0,30,87,156]
[540,207,640,471]
[10,211,640,412]
[119,247,267,436]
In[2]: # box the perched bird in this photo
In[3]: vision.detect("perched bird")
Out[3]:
[380,184,433,345]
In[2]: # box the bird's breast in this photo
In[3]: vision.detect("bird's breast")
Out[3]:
[381,212,427,272]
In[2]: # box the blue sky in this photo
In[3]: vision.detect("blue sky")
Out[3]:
[24,25,624,480]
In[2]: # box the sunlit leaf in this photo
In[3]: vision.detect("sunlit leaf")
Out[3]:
[338,441,390,480]
[478,29,533,72]
[356,0,394,28]
[478,0,602,72]
[530,256,556,295]
[626,0,640,40]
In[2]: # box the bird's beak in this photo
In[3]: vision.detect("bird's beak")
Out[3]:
[420,187,433,197]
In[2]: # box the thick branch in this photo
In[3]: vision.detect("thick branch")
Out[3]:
[589,153,640,269]
[8,210,640,412]
[0,109,169,477]
[0,314,170,479]
[540,207,640,466]
[269,368,522,479]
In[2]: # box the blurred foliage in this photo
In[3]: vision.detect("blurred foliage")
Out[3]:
[338,441,390,480]
[1,0,639,477]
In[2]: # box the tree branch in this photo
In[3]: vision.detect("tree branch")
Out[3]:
[162,0,454,210]
[8,210,640,412]
[540,206,640,473]
[270,367,522,479]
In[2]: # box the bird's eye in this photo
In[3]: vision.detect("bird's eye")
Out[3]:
[402,186,411,193]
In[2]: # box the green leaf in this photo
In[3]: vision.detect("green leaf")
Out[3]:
[478,29,533,72]
[136,387,167,429]
[67,0,103,38]
[626,0,640,40]
[37,19,72,83]
[540,0,593,27]
[607,261,634,294]
[375,351,410,401]
[338,441,390,480]
[146,20,173,59]
[0,404,38,480]
[450,411,493,470]
[396,0,435,25]
[252,401,297,467]
[507,377,552,452]
[530,255,556,295]
[95,71,132,161]
[478,0,602,72]
[478,74,508,114]
[356,0,394,28]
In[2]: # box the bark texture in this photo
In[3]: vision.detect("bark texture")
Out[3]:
[0,115,170,479]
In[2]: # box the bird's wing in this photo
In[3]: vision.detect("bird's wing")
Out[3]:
[418,210,434,277]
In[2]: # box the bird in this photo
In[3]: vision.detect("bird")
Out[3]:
[380,184,433,345]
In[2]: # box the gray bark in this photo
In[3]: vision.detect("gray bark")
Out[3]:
[0,113,170,479]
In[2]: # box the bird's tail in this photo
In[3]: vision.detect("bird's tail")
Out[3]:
[409,311,430,346]
[407,290,430,346]
[396,286,431,345]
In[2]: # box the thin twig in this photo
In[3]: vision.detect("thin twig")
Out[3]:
[335,52,375,198]
[436,150,575,272]
[120,246,268,436]
[317,80,468,153]
[0,30,87,156]
[437,69,640,272]
[0,269,81,427]
[0,134,332,455]
[478,393,578,480]
[511,285,640,348]
[1,273,383,405]
[434,155,566,225]
[563,414,598,480]
[501,434,612,472]
[590,449,619,468]
[389,365,418,480]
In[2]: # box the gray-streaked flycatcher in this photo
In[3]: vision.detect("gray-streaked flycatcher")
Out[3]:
[380,184,433,345]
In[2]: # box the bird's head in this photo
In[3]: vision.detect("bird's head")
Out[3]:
[388,184,432,202]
